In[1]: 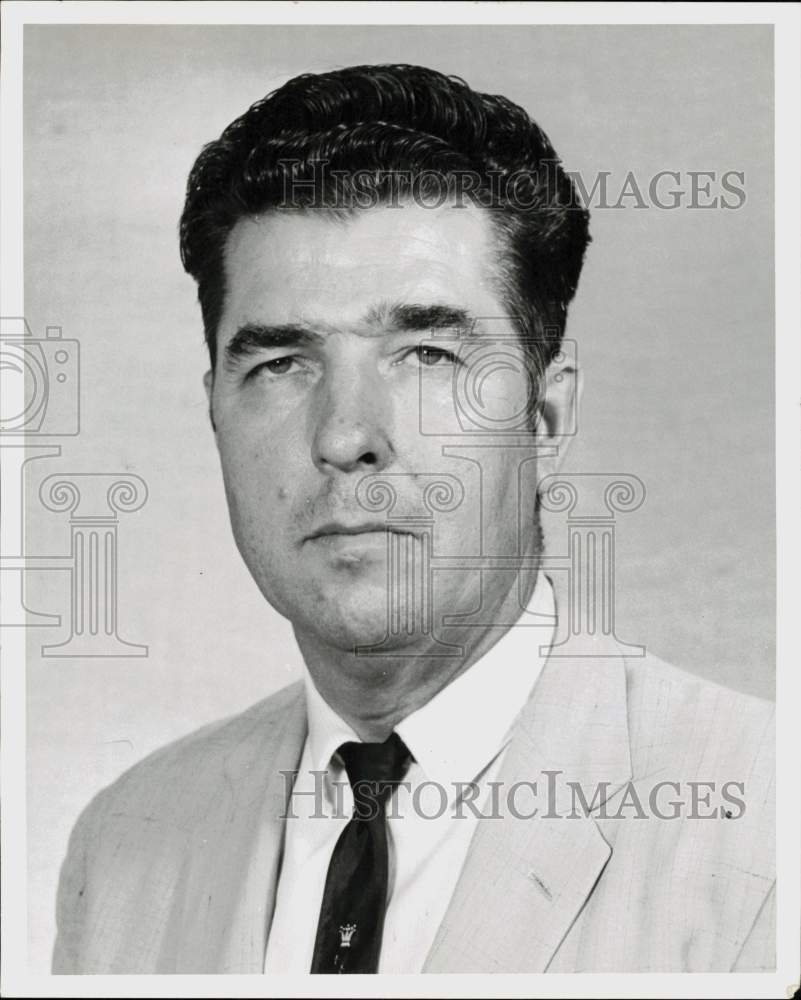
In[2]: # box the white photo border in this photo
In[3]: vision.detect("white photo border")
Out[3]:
[1,3,798,998]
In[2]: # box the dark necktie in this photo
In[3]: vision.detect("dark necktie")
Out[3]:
[310,732,412,974]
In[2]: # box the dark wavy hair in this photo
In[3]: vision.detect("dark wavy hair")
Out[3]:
[180,63,590,379]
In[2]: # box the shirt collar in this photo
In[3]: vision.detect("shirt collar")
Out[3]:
[304,673,361,778]
[303,573,557,793]
[396,572,555,795]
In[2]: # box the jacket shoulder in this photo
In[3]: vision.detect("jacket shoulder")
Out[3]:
[626,652,774,738]
[624,652,774,811]
[77,679,304,833]
[53,681,305,973]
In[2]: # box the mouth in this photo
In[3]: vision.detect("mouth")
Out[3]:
[303,522,423,568]
[306,521,417,542]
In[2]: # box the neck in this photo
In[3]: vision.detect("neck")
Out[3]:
[295,567,542,742]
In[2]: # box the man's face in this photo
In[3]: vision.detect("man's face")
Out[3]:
[208,202,545,652]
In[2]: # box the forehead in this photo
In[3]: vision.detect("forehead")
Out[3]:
[220,202,508,333]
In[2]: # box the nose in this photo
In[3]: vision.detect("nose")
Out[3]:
[311,361,393,475]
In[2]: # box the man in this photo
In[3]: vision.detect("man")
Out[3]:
[52,64,774,974]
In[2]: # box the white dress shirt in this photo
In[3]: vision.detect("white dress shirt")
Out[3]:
[264,573,556,974]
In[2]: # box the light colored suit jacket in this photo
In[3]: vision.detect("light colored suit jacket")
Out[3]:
[52,639,775,974]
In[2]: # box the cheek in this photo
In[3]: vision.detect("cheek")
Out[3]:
[485,453,539,533]
[480,371,530,427]
[216,422,280,486]
[217,440,269,522]
[223,467,291,520]
[217,432,304,541]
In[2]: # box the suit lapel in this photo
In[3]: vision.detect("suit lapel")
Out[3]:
[424,641,632,973]
[168,684,307,972]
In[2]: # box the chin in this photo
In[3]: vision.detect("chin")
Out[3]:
[307,615,395,654]
[295,583,395,651]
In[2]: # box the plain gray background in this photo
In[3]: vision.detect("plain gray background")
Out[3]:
[23,24,774,971]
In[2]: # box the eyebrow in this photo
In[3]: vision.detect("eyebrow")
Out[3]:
[224,324,321,363]
[222,303,477,369]
[374,302,475,336]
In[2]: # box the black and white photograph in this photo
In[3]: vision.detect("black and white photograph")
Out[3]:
[1,3,799,997]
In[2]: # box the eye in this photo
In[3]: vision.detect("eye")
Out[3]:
[409,345,460,367]
[256,356,297,376]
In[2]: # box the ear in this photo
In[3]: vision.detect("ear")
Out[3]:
[533,351,583,482]
[203,369,217,433]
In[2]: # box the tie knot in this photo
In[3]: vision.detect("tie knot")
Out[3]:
[337,733,412,819]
